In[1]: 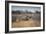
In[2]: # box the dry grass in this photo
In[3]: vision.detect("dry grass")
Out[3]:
[12,18,41,28]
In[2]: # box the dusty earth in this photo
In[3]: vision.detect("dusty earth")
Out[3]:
[12,18,41,28]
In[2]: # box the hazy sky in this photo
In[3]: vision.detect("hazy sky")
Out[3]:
[12,6,41,12]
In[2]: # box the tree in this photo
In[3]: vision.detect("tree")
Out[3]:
[35,11,40,14]
[12,10,21,14]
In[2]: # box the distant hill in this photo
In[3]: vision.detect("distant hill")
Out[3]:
[12,10,32,14]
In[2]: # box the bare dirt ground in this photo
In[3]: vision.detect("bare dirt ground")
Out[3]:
[12,18,41,28]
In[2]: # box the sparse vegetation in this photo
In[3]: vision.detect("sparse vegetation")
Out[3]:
[12,10,41,28]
